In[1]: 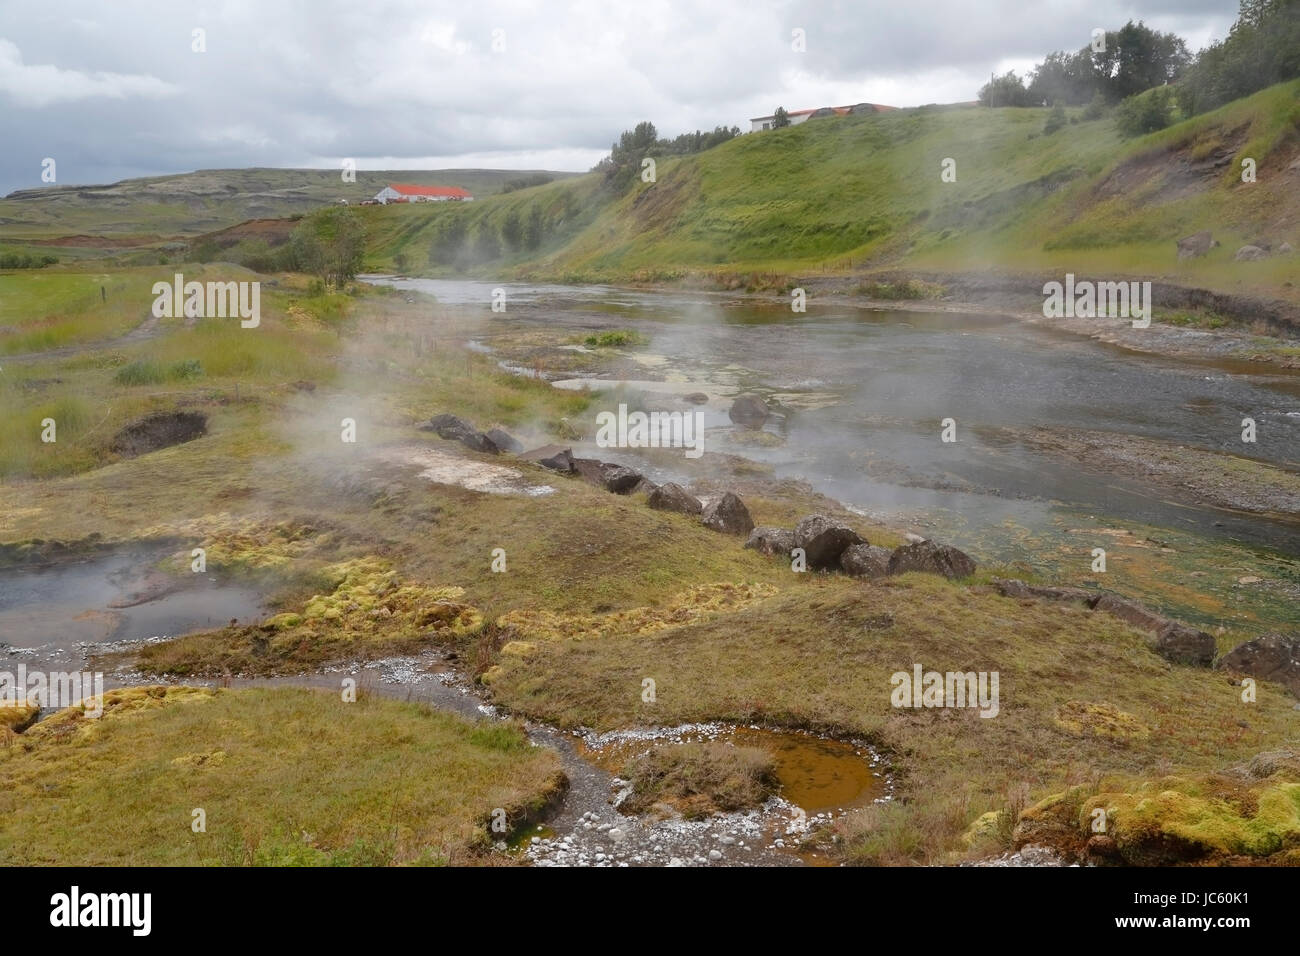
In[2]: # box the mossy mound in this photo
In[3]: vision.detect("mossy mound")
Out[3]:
[1052,700,1150,741]
[131,557,482,676]
[1016,768,1300,865]
[496,581,777,642]
[140,513,328,572]
[11,686,215,749]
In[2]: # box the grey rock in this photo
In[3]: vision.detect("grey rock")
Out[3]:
[701,492,755,535]
[648,481,703,515]
[1176,231,1217,260]
[1153,620,1216,667]
[1234,244,1268,262]
[841,543,892,578]
[745,526,796,557]
[600,463,643,494]
[420,413,499,454]
[1217,633,1300,696]
[793,514,864,569]
[728,392,769,428]
[537,447,575,473]
[887,540,976,580]
[485,428,523,453]
[1092,593,1168,632]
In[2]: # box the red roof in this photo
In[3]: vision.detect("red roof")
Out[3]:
[388,183,472,199]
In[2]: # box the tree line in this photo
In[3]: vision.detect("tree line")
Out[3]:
[979,1,1300,133]
[592,121,740,191]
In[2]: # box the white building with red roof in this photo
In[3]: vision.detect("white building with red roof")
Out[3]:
[374,183,474,204]
[749,103,896,132]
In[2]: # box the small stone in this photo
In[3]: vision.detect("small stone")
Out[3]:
[708,849,723,861]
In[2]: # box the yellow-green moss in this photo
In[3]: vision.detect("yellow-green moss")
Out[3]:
[1053,700,1150,741]
[496,581,777,642]
[139,514,328,573]
[1087,779,1300,860]
[130,557,482,676]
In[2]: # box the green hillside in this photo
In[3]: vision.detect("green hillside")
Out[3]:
[363,80,1300,297]
[0,167,580,241]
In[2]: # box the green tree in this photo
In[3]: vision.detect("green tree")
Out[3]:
[524,206,544,250]
[290,207,366,289]
[501,209,523,251]
[473,222,501,261]
[979,71,1033,106]
[771,106,791,128]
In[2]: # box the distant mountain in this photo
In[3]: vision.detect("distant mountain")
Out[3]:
[0,167,581,241]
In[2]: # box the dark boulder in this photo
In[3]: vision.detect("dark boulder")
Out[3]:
[745,526,795,557]
[793,515,864,570]
[701,492,755,535]
[600,463,643,494]
[993,579,1098,604]
[887,540,976,580]
[537,448,576,473]
[1153,621,1217,667]
[648,482,703,515]
[485,428,523,454]
[420,413,499,454]
[1092,594,1168,632]
[572,457,606,486]
[841,543,893,578]
[1217,633,1300,696]
[728,393,769,428]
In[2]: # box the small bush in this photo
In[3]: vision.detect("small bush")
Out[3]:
[1115,86,1177,137]
[583,329,647,348]
[114,360,166,385]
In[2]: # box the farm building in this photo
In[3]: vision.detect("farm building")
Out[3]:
[749,102,896,132]
[374,183,474,204]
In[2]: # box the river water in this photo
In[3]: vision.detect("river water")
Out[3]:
[366,276,1300,559]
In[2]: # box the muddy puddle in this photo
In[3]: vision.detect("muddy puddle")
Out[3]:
[577,724,886,815]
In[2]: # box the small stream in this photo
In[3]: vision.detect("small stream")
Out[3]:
[1,550,884,867]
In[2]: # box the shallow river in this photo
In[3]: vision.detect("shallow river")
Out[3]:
[369,276,1300,559]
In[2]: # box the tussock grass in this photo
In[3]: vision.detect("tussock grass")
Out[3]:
[0,686,563,865]
[619,741,777,819]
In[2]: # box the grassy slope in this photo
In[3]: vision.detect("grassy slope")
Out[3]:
[365,81,1300,300]
[0,167,581,241]
[0,687,562,865]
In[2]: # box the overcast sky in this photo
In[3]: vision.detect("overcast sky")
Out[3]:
[0,0,1240,195]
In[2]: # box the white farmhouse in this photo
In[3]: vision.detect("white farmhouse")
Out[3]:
[374,183,474,204]
[749,103,896,132]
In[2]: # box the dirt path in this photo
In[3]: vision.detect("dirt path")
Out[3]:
[2,309,170,366]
